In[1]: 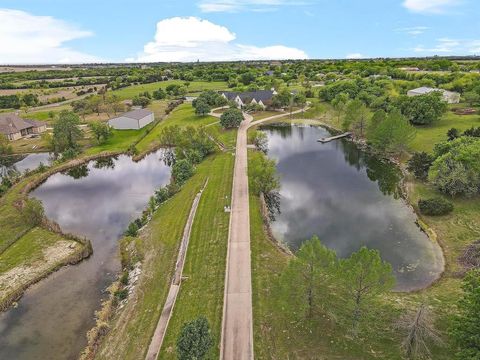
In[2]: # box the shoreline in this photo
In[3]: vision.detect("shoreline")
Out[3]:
[255,119,446,294]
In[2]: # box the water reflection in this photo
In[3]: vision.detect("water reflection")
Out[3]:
[0,153,53,178]
[262,124,443,291]
[0,150,171,360]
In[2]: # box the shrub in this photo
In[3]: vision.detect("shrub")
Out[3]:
[176,316,213,360]
[114,289,128,301]
[172,159,195,186]
[22,198,45,226]
[418,198,454,216]
[125,222,139,237]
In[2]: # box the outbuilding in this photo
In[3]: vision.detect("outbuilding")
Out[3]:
[108,108,154,130]
[407,87,460,104]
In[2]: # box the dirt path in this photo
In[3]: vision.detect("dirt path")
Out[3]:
[220,106,309,360]
[144,180,208,360]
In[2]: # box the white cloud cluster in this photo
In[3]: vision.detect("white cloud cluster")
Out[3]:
[396,26,429,36]
[129,17,308,62]
[198,0,307,13]
[0,8,102,64]
[414,38,480,54]
[402,0,461,14]
[346,53,365,59]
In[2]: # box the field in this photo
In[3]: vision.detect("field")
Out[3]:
[112,80,228,100]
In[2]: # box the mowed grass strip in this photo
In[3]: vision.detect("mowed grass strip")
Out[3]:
[96,153,233,359]
[135,104,218,155]
[112,80,228,100]
[159,151,234,359]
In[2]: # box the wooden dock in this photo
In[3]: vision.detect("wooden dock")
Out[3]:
[317,132,352,143]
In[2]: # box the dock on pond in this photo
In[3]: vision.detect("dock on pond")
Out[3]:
[317,132,352,143]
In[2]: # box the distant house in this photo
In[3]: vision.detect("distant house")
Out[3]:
[220,90,277,109]
[407,87,460,104]
[108,108,154,130]
[399,67,420,72]
[0,113,47,141]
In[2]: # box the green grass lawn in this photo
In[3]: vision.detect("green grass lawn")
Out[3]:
[409,112,480,153]
[0,227,74,273]
[96,153,234,360]
[112,80,228,100]
[135,104,219,155]
[160,152,234,359]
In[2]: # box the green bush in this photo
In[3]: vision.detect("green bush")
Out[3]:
[418,198,454,216]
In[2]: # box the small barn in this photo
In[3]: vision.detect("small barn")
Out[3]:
[407,87,460,104]
[108,109,154,130]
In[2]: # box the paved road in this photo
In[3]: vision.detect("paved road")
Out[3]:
[220,112,254,360]
[220,107,309,360]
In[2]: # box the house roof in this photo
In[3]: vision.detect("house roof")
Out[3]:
[0,113,44,135]
[117,108,153,120]
[408,87,458,96]
[222,90,275,104]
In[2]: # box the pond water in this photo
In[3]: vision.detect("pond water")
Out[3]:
[262,124,444,291]
[0,151,171,360]
[0,153,53,178]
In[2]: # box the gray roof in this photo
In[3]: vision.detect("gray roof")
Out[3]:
[222,90,275,104]
[408,87,459,96]
[118,108,153,120]
[0,113,44,135]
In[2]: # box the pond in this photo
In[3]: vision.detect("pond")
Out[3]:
[262,124,444,292]
[0,153,53,178]
[0,150,171,360]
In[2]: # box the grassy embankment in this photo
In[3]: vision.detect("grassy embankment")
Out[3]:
[0,165,92,310]
[250,101,480,358]
[97,150,235,359]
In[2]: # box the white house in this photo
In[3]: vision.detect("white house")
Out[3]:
[108,108,154,130]
[220,90,277,109]
[407,87,460,104]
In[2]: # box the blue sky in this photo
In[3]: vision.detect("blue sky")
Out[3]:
[0,0,479,63]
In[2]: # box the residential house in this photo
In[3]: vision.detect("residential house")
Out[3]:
[0,113,47,141]
[108,108,154,130]
[220,90,277,109]
[407,87,460,104]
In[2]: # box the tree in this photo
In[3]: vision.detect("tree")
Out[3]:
[89,121,112,144]
[293,91,307,112]
[343,99,369,137]
[0,134,12,155]
[398,304,442,360]
[22,198,45,226]
[368,109,387,136]
[176,316,213,360]
[172,159,194,185]
[220,108,243,129]
[369,109,416,155]
[396,92,448,125]
[52,110,83,153]
[278,237,337,318]
[132,96,151,108]
[272,89,292,109]
[193,98,211,116]
[105,94,123,115]
[339,247,395,333]
[463,91,480,107]
[451,270,480,360]
[87,95,102,116]
[407,152,434,180]
[429,137,480,197]
[331,93,349,123]
[71,99,90,120]
[152,88,166,100]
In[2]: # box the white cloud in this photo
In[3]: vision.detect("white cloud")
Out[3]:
[414,38,480,54]
[402,0,461,14]
[198,0,308,13]
[396,26,429,36]
[130,17,308,62]
[346,53,364,59]
[0,9,103,64]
